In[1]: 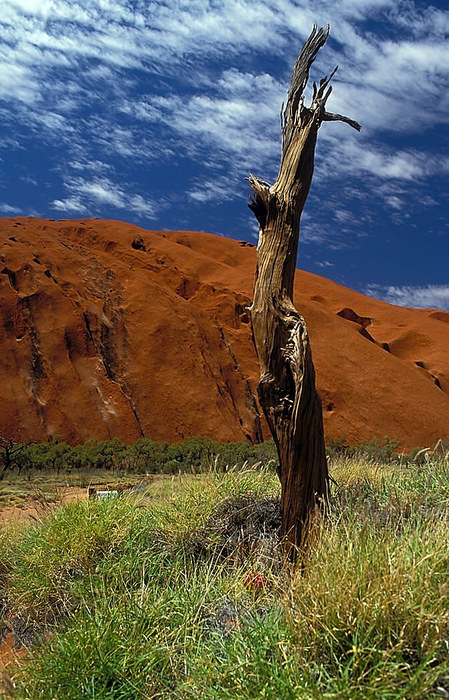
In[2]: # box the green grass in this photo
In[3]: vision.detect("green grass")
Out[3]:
[0,458,448,699]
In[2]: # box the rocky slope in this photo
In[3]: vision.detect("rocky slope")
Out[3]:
[1,217,448,451]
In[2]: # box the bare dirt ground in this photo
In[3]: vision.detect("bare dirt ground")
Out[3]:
[0,470,154,525]
[0,631,24,671]
[0,486,87,525]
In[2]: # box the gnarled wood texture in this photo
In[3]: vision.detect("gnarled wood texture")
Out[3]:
[249,25,360,559]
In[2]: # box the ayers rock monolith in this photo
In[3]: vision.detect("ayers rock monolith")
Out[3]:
[0,217,448,451]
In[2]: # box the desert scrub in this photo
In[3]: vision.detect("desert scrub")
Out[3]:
[331,455,449,524]
[285,517,448,698]
[12,557,283,699]
[0,436,279,482]
[0,496,155,626]
[6,468,281,699]
[2,459,448,699]
[1,468,279,622]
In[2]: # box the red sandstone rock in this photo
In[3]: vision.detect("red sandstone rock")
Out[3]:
[0,217,448,452]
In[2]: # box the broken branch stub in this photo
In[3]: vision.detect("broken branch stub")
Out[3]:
[249,25,360,559]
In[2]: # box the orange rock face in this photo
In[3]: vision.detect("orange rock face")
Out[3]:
[0,217,448,452]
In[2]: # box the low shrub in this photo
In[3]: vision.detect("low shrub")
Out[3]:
[0,436,279,479]
[327,436,401,463]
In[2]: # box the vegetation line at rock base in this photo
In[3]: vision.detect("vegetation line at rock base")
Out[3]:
[1,434,441,483]
[0,436,279,481]
[0,454,448,699]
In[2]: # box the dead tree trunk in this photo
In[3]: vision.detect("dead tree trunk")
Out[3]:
[249,25,360,559]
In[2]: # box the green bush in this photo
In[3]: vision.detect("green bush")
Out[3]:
[327,437,401,463]
[0,436,279,479]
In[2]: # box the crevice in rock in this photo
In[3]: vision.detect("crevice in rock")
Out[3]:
[235,303,250,324]
[1,267,18,292]
[175,278,201,300]
[217,324,263,443]
[82,306,144,435]
[131,235,146,251]
[125,396,145,437]
[337,307,371,328]
[414,361,443,392]
[18,296,48,435]
[359,327,376,343]
[217,325,240,371]
[433,376,442,390]
[82,312,95,351]
[336,309,394,354]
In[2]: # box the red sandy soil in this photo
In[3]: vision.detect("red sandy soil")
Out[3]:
[0,632,24,683]
[0,217,448,452]
[0,487,87,524]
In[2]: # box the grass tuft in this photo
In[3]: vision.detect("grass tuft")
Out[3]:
[0,459,447,698]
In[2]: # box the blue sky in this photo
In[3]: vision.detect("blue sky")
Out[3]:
[1,0,448,309]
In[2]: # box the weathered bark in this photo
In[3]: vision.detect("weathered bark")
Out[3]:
[249,25,360,559]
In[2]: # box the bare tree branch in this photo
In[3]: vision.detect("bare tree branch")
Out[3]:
[323,111,362,131]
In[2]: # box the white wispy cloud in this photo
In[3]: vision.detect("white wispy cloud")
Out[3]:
[366,284,449,311]
[1,0,448,236]
[0,203,22,214]
[52,177,157,218]
[135,69,283,174]
[2,8,445,115]
[318,130,449,182]
[187,174,242,204]
[52,196,87,215]
[316,259,335,268]
[3,0,447,138]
